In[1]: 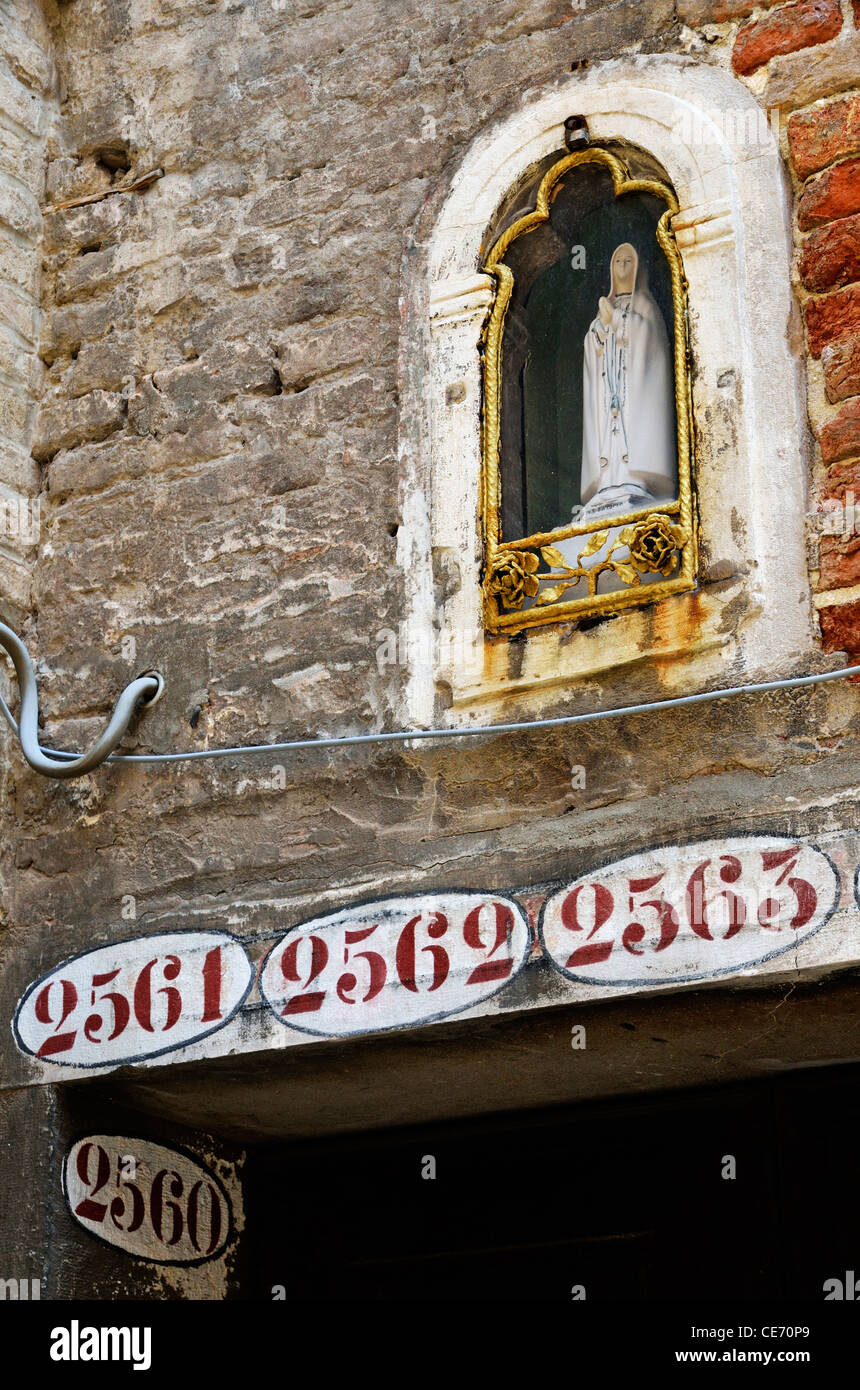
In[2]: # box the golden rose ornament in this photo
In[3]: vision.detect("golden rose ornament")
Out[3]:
[486,550,541,610]
[624,515,685,577]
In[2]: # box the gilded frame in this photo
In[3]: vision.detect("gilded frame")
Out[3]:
[480,146,697,634]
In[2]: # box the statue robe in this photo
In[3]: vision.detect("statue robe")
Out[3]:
[580,263,676,507]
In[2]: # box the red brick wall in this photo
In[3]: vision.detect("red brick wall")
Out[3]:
[686,0,860,656]
[678,0,783,23]
[732,0,844,76]
[789,73,860,648]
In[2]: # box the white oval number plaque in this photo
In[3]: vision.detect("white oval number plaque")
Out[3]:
[13,932,254,1067]
[260,892,531,1037]
[540,836,840,987]
[63,1136,232,1263]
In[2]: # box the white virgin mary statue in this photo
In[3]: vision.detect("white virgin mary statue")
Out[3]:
[579,242,676,520]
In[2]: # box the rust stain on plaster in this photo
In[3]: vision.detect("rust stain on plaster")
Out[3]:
[651,591,705,683]
[482,632,515,686]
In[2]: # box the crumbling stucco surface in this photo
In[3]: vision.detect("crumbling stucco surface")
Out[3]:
[1,0,860,1297]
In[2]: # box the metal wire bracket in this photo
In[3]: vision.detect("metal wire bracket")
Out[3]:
[1,618,857,782]
[0,620,164,780]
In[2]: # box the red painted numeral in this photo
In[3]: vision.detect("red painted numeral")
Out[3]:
[133,956,182,1033]
[34,978,79,1057]
[337,926,387,1004]
[200,946,224,1023]
[72,1146,226,1256]
[622,874,680,956]
[84,969,130,1044]
[110,1156,145,1234]
[463,901,516,985]
[761,848,800,886]
[188,1179,224,1256]
[761,848,817,929]
[280,934,328,1014]
[686,857,746,941]
[151,1169,184,1246]
[561,883,615,967]
[74,1142,110,1224]
[395,913,449,993]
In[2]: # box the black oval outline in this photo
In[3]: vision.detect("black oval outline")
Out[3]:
[258,891,533,1040]
[538,834,842,989]
[61,1132,235,1267]
[12,930,255,1069]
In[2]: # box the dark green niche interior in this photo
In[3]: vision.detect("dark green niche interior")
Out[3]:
[498,160,678,541]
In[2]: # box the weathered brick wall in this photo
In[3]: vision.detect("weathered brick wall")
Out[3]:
[788,83,860,646]
[731,0,845,76]
[678,0,860,649]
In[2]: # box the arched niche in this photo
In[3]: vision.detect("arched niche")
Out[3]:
[396,55,813,727]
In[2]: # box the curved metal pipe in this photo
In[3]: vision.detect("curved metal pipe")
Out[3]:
[0,619,857,780]
[0,620,163,779]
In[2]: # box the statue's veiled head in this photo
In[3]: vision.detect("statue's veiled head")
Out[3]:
[610,242,638,297]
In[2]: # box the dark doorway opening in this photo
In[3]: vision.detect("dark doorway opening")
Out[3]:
[242,1062,860,1301]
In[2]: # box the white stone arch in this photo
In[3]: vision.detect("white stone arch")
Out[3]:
[396,54,813,727]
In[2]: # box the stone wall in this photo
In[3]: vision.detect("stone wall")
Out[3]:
[3,0,858,1078]
[5,0,854,903]
[0,0,54,626]
[2,0,860,1294]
